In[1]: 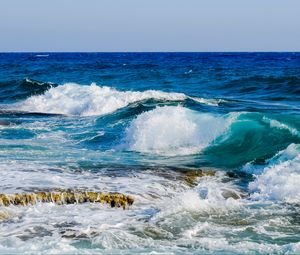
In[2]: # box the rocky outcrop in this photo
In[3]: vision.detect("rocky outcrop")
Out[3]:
[0,190,134,209]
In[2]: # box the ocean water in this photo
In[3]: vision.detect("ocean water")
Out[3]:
[0,52,299,254]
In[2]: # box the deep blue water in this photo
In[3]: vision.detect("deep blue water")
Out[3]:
[0,53,300,254]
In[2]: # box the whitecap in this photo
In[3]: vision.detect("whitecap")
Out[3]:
[9,83,223,116]
[124,106,235,156]
[35,54,49,57]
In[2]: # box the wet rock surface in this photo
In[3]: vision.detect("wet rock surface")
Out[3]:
[0,190,134,209]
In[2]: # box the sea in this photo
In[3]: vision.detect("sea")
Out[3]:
[0,52,299,254]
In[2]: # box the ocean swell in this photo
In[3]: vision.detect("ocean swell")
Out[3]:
[0,78,55,103]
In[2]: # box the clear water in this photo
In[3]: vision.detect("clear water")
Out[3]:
[0,53,300,254]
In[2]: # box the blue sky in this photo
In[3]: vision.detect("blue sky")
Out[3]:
[0,0,299,51]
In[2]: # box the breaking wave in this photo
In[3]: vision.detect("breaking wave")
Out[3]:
[124,106,236,156]
[8,83,222,116]
[248,143,300,203]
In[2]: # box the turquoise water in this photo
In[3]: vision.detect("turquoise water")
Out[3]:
[0,53,300,254]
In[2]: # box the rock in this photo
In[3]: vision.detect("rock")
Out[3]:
[0,190,134,209]
[183,169,215,186]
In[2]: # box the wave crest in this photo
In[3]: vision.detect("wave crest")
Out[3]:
[124,106,235,156]
[0,78,55,103]
[10,83,221,116]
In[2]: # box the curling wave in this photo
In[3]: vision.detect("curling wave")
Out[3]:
[8,83,222,116]
[124,106,236,156]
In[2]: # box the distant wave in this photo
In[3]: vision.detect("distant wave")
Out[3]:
[24,78,54,86]
[35,54,49,57]
[0,78,56,102]
[229,75,300,85]
[8,83,224,116]
[224,75,300,97]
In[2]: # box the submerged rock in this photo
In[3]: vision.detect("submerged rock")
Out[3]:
[182,169,215,186]
[0,190,134,209]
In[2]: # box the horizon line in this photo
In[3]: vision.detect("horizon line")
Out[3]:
[0,51,299,53]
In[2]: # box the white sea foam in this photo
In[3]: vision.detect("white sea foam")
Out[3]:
[11,83,221,116]
[125,106,235,156]
[0,159,296,254]
[25,78,55,86]
[154,173,241,220]
[249,143,300,203]
[190,96,227,106]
